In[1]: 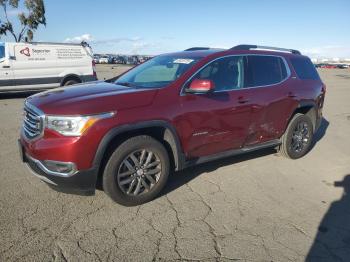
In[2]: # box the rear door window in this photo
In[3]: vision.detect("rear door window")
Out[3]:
[245,55,288,87]
[290,57,320,80]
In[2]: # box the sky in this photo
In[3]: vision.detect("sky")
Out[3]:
[0,0,349,58]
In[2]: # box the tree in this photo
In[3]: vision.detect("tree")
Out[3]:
[0,0,46,42]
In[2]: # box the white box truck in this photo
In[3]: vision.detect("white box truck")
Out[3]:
[0,41,97,92]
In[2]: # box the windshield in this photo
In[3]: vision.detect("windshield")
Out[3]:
[115,55,200,88]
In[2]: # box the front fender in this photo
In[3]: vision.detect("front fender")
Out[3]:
[92,120,185,171]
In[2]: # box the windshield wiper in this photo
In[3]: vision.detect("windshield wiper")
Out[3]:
[115,81,146,88]
[115,81,135,87]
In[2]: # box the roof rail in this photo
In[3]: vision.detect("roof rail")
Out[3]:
[231,44,301,55]
[23,41,90,47]
[184,47,210,51]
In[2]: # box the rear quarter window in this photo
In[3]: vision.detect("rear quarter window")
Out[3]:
[290,57,320,80]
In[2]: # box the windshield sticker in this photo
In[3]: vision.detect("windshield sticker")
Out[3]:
[174,58,194,64]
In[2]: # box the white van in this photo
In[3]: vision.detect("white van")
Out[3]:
[0,41,97,92]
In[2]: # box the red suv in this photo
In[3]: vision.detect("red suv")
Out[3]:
[19,45,326,206]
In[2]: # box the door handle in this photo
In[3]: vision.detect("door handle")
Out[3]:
[238,96,250,104]
[2,65,10,68]
[288,92,297,98]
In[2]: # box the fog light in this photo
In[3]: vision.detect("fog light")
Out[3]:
[41,160,77,175]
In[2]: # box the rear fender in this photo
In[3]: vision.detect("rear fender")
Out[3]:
[284,100,318,134]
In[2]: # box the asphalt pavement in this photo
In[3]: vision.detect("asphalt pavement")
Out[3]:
[0,67,349,261]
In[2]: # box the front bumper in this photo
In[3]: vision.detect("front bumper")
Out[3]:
[19,140,97,195]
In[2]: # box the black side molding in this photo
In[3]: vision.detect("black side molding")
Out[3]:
[185,139,281,168]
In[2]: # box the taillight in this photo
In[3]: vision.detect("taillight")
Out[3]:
[318,83,326,110]
[92,60,97,78]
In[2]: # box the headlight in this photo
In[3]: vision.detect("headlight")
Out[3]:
[45,112,115,136]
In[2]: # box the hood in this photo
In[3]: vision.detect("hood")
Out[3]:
[26,81,158,115]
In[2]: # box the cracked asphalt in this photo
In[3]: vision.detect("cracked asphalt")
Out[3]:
[0,67,350,261]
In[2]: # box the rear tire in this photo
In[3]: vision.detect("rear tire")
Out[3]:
[279,113,314,159]
[103,135,170,206]
[63,79,79,86]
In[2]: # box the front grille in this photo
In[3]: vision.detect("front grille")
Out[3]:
[23,102,43,140]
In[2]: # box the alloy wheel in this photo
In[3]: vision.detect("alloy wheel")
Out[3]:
[290,121,311,153]
[117,149,162,196]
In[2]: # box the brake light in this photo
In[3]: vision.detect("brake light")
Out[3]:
[92,60,97,78]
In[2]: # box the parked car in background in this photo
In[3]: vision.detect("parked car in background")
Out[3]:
[336,64,349,69]
[124,56,133,65]
[124,56,139,65]
[93,55,100,64]
[144,56,153,62]
[99,55,111,64]
[111,55,127,64]
[318,64,337,69]
[0,41,97,92]
[19,44,326,206]
[137,56,151,64]
[130,55,141,65]
[94,54,152,65]
[118,56,127,64]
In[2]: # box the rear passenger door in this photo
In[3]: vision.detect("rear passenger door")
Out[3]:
[243,55,295,145]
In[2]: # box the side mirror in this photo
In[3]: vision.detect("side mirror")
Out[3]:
[186,79,215,94]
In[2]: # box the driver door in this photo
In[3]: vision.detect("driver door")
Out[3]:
[177,55,253,158]
[0,45,14,90]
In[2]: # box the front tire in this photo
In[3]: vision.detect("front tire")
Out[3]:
[103,135,170,206]
[279,113,314,159]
